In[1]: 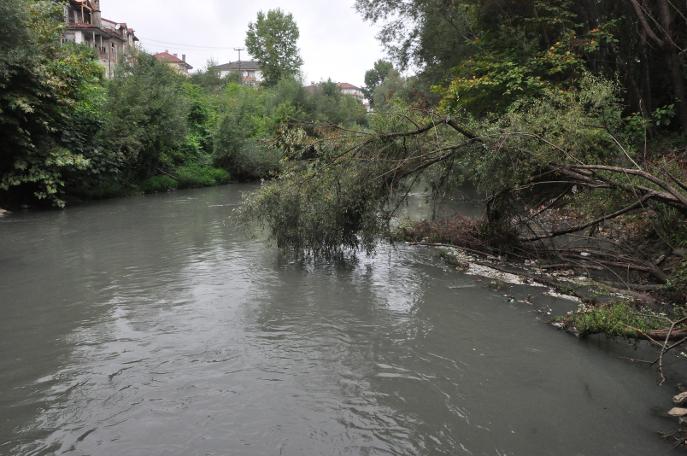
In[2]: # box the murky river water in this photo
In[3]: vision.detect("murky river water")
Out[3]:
[0,185,679,455]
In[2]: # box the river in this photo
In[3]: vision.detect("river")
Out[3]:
[0,185,678,455]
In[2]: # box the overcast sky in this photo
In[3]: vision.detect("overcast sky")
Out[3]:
[104,0,386,86]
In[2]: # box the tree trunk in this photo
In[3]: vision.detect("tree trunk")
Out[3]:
[658,0,687,131]
[640,29,653,116]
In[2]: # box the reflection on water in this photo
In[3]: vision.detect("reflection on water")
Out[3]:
[0,185,677,455]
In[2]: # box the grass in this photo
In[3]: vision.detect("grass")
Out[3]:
[141,175,178,194]
[559,302,682,338]
[141,164,231,194]
[176,163,230,189]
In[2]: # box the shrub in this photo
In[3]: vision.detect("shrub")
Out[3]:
[71,179,132,200]
[175,163,230,189]
[142,175,178,194]
[101,53,189,180]
[563,302,687,339]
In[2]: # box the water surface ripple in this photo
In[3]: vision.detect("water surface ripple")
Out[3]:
[0,186,677,455]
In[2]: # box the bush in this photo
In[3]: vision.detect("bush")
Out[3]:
[175,163,230,189]
[562,302,686,339]
[142,175,178,194]
[215,140,281,181]
[71,179,132,200]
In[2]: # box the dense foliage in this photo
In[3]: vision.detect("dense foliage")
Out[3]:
[246,0,687,307]
[0,4,366,207]
[355,1,686,125]
[362,59,394,103]
[0,0,103,207]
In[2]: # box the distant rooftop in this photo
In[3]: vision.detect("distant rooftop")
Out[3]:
[304,82,362,92]
[154,51,193,70]
[213,61,261,71]
[337,82,361,91]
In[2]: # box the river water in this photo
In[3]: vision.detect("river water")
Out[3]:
[0,185,678,456]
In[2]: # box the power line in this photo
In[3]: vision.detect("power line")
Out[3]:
[137,35,237,50]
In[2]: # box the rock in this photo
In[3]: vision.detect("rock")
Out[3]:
[0,208,8,217]
[668,407,687,417]
[454,263,470,272]
[674,392,687,405]
[443,254,469,271]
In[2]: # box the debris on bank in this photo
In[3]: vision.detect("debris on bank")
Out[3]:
[432,244,588,304]
[665,391,687,447]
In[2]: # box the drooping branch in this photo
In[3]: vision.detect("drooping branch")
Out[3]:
[565,163,687,207]
[523,194,654,242]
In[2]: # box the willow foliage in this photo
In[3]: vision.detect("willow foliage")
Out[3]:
[244,76,642,255]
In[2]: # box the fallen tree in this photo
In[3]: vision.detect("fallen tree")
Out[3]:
[243,77,687,382]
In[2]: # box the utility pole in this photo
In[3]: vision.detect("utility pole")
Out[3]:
[234,47,245,82]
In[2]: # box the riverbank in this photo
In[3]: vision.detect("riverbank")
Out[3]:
[414,239,687,443]
[408,237,687,447]
[397,212,687,324]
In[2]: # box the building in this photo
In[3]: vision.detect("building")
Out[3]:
[62,0,138,79]
[304,81,369,109]
[154,51,193,76]
[212,61,263,85]
[336,83,365,104]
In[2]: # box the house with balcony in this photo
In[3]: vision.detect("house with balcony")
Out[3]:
[62,0,138,79]
[154,51,193,76]
[211,61,263,85]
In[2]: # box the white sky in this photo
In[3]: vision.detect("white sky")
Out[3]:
[104,0,386,86]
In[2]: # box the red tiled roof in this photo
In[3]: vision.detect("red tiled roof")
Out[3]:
[154,51,193,69]
[337,83,360,91]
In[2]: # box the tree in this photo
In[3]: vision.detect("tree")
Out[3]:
[190,60,226,93]
[307,80,367,125]
[0,0,104,207]
[363,59,394,103]
[213,82,283,180]
[371,69,404,109]
[100,54,189,181]
[356,0,687,128]
[245,9,303,86]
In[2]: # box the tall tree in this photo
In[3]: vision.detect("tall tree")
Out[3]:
[363,59,394,103]
[245,9,303,86]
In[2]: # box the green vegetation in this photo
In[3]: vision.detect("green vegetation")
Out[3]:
[0,3,367,208]
[0,0,103,208]
[142,175,178,194]
[559,302,687,339]
[246,9,303,86]
[243,0,687,314]
[363,59,394,105]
